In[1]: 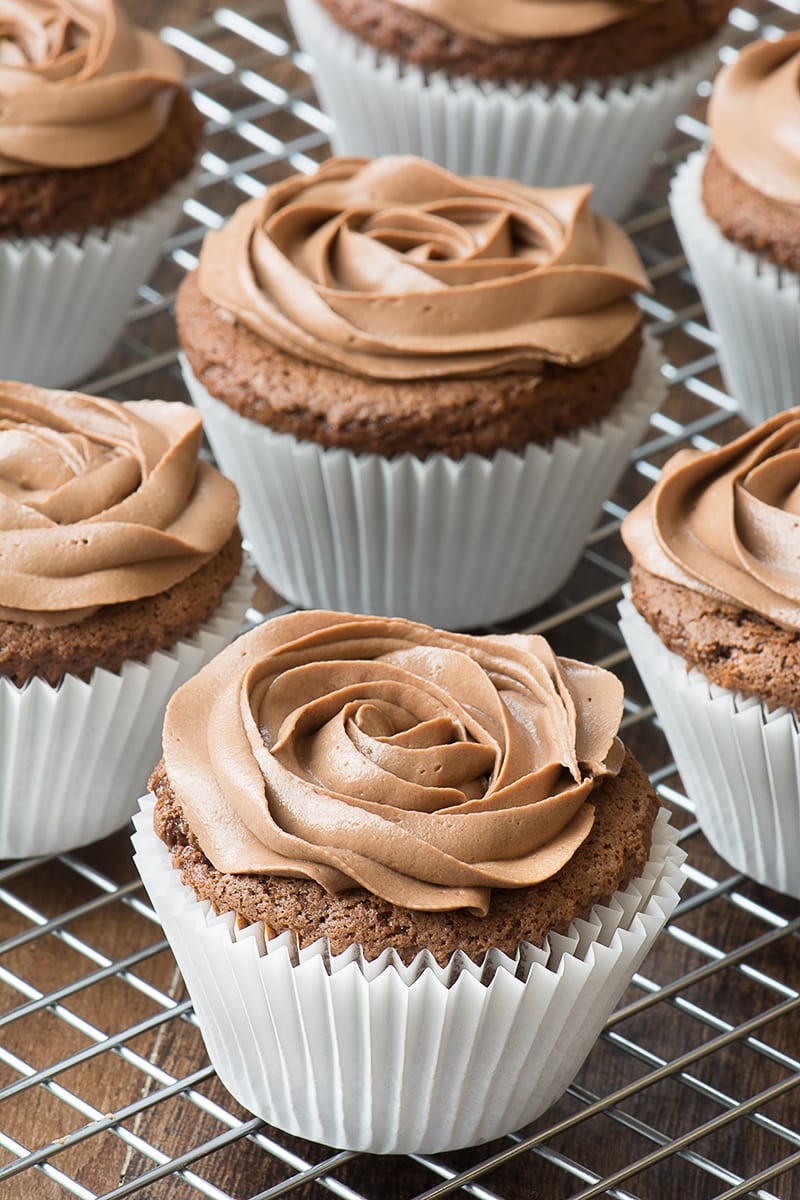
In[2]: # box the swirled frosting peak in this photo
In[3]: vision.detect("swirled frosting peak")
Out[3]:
[0,381,239,627]
[163,611,626,914]
[386,0,665,41]
[198,156,649,381]
[622,409,800,631]
[0,0,185,175]
[708,32,800,207]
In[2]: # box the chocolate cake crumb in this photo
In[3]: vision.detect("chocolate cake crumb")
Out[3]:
[177,270,643,460]
[151,750,659,966]
[0,532,243,688]
[630,562,800,712]
[314,0,729,85]
[702,147,800,274]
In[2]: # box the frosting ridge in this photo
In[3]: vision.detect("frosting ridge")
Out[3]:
[622,408,800,631]
[162,611,626,914]
[0,0,185,175]
[197,155,649,381]
[708,33,800,208]
[384,0,666,41]
[0,381,239,627]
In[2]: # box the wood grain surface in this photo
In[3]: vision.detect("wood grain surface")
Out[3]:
[1,2,799,1199]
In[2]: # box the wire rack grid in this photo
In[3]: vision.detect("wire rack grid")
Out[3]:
[1,3,799,1198]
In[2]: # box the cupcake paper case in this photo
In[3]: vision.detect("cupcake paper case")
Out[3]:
[287,0,725,220]
[0,382,253,858]
[669,35,800,427]
[135,610,685,1153]
[619,410,800,899]
[0,1,203,388]
[177,156,666,628]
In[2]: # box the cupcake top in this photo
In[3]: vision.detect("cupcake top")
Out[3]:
[0,0,185,175]
[707,33,800,210]
[384,0,666,40]
[622,409,800,632]
[0,381,239,628]
[197,155,648,383]
[162,610,626,915]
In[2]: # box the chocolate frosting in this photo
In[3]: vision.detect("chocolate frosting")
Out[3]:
[162,611,626,914]
[386,0,665,41]
[197,156,649,382]
[708,33,800,208]
[0,382,239,627]
[0,0,185,175]
[622,409,800,631]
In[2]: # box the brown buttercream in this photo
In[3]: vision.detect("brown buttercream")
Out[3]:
[708,33,800,208]
[197,156,649,382]
[622,409,800,633]
[387,0,664,40]
[0,382,239,627]
[162,611,626,915]
[0,0,185,175]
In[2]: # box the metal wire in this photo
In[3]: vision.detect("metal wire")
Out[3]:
[1,2,799,1198]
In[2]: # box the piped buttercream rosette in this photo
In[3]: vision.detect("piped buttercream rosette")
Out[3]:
[622,407,800,631]
[163,611,626,914]
[386,0,667,41]
[0,381,239,628]
[197,155,649,381]
[0,0,184,174]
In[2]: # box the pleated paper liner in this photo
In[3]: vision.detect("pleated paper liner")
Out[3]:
[134,798,685,1154]
[0,169,196,390]
[0,559,254,859]
[619,594,800,898]
[287,0,720,220]
[670,149,800,427]
[181,334,665,629]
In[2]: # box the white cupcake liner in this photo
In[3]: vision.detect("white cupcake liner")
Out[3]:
[181,334,664,628]
[287,0,720,219]
[619,594,800,898]
[0,168,197,390]
[0,559,254,860]
[133,796,684,1153]
[670,150,800,427]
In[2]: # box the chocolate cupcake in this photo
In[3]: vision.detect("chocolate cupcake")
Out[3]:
[0,0,203,387]
[0,381,252,858]
[287,0,728,217]
[670,33,800,426]
[619,410,800,898]
[134,610,684,1153]
[177,155,665,628]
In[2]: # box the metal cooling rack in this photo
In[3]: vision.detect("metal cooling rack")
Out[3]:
[1,2,799,1197]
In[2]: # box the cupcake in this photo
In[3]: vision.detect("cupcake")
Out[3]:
[0,0,203,388]
[670,33,800,427]
[286,0,728,218]
[0,381,252,859]
[133,609,685,1154]
[619,410,800,898]
[177,155,665,629]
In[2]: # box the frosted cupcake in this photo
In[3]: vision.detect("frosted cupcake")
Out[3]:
[0,0,203,387]
[670,33,800,426]
[177,155,665,628]
[134,609,684,1153]
[287,0,728,218]
[619,410,800,898]
[0,381,252,858]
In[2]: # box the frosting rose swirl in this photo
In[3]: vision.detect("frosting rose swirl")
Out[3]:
[198,156,649,381]
[0,0,185,175]
[163,611,626,914]
[384,0,666,41]
[622,409,800,631]
[708,32,800,208]
[0,382,239,627]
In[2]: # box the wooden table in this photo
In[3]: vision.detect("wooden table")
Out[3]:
[1,3,799,1198]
